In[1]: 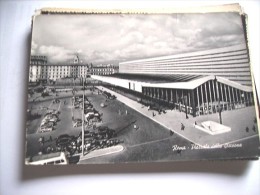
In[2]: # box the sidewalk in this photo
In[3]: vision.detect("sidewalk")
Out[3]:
[97,86,259,147]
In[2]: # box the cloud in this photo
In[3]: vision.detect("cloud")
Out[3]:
[37,45,75,64]
[30,41,38,55]
[32,12,245,65]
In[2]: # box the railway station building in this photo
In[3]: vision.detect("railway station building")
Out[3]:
[92,43,255,117]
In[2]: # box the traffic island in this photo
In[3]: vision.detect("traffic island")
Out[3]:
[194,121,231,135]
[79,145,124,161]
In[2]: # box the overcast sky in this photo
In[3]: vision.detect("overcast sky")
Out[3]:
[31,12,245,65]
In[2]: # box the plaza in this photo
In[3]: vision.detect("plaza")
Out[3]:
[26,82,259,164]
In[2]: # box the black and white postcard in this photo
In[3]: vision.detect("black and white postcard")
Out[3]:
[25,4,260,165]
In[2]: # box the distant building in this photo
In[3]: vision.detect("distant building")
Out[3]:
[90,64,119,76]
[30,55,47,65]
[28,55,90,82]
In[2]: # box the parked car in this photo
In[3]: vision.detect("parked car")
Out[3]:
[56,134,76,146]
[86,115,102,123]
[52,99,60,103]
[45,109,60,115]
[41,120,55,127]
[44,114,58,120]
[96,126,117,139]
[48,117,59,123]
[39,126,53,133]
[55,134,77,155]
[73,119,82,127]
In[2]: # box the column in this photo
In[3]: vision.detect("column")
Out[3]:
[238,90,242,105]
[188,91,191,107]
[224,85,228,103]
[215,80,220,113]
[212,80,216,102]
[176,90,178,103]
[208,80,213,113]
[196,87,200,116]
[223,84,227,110]
[200,85,204,114]
[228,85,232,108]
[232,87,235,108]
[204,83,208,114]
[191,90,196,117]
[171,89,173,102]
[161,88,164,100]
[245,92,248,105]
[220,83,224,107]
[165,89,168,101]
[235,88,239,105]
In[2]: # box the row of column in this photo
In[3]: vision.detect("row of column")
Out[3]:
[143,87,192,106]
[196,80,253,106]
[142,80,254,116]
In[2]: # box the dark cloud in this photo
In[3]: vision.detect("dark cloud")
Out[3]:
[32,12,245,65]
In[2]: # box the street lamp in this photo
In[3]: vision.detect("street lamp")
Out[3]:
[214,76,222,124]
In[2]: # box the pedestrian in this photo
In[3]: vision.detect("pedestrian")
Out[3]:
[252,125,256,132]
[246,127,249,132]
[42,136,45,144]
[194,121,197,125]
[177,149,182,156]
[152,112,156,117]
[181,123,185,130]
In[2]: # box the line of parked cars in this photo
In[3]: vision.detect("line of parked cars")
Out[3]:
[83,97,103,125]
[72,95,102,128]
[39,109,60,133]
[50,125,120,156]
[77,125,120,153]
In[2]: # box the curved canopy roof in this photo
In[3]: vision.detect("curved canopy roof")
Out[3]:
[92,74,253,92]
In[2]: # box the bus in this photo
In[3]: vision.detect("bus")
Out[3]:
[25,152,68,165]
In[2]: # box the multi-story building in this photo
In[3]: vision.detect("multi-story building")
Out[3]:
[28,55,89,82]
[119,44,251,86]
[90,64,119,76]
[92,43,255,117]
